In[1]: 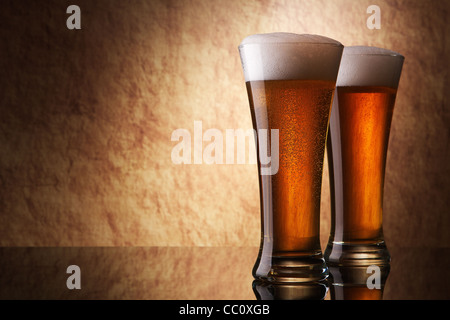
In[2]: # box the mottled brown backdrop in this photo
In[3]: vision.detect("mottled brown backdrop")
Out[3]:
[1,0,449,251]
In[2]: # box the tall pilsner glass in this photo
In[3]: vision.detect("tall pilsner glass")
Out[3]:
[239,33,343,282]
[325,46,404,266]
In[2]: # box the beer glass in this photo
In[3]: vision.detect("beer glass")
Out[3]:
[325,46,404,266]
[239,33,343,282]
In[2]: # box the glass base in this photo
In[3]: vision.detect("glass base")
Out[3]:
[324,241,391,266]
[253,253,328,283]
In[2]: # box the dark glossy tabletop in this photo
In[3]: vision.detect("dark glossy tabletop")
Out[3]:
[0,246,449,300]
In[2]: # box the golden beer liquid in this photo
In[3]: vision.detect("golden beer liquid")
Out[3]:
[246,79,335,256]
[328,86,397,243]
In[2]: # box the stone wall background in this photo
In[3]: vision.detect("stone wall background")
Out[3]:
[0,0,449,249]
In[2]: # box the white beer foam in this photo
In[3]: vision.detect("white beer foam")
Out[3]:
[337,46,404,88]
[239,33,343,82]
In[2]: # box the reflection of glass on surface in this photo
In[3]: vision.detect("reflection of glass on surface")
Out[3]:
[239,33,343,283]
[325,46,404,267]
[253,280,329,300]
[329,265,390,300]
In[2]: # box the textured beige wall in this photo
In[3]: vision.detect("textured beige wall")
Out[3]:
[0,0,449,248]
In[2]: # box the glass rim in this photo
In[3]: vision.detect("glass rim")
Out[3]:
[342,46,404,59]
[238,41,344,49]
[343,52,405,59]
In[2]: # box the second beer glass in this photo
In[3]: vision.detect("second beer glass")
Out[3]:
[239,33,343,282]
[325,46,404,266]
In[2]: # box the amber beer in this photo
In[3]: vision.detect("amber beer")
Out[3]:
[239,33,343,282]
[247,80,335,252]
[325,46,404,266]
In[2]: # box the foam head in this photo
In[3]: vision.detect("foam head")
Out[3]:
[337,46,404,88]
[238,33,343,82]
